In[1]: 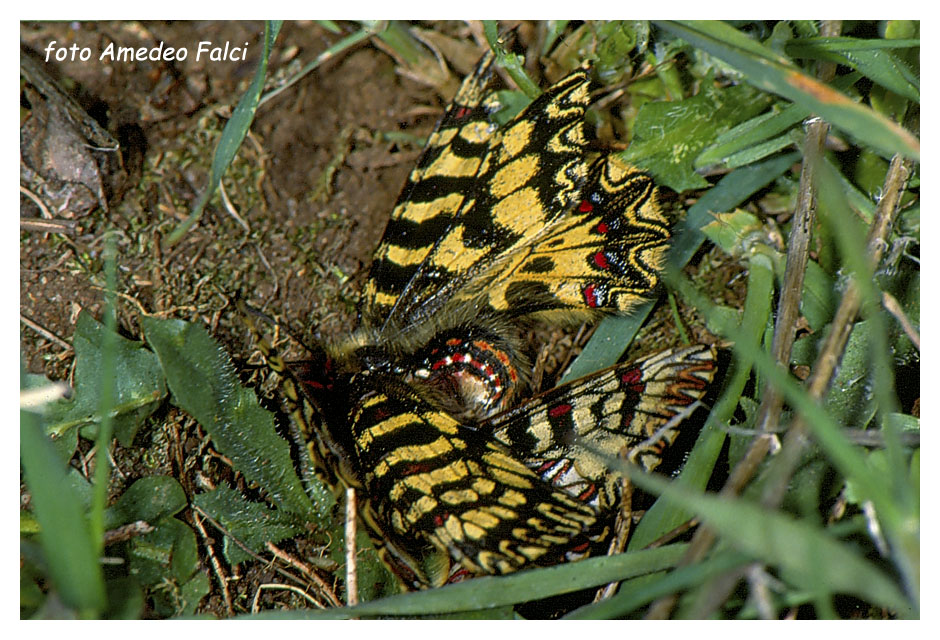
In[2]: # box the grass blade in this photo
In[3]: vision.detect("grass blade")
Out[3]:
[21,409,106,617]
[164,21,282,246]
[248,544,688,618]
[625,465,914,616]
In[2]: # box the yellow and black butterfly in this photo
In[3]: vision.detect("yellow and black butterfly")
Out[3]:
[246,49,717,590]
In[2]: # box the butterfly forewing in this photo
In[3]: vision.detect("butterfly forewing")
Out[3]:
[363,63,596,332]
[361,52,500,329]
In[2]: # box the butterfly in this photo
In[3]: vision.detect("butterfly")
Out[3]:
[245,49,716,590]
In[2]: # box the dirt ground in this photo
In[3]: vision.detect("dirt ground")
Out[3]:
[20,21,456,375]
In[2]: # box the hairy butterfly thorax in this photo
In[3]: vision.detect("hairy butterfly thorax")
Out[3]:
[244,47,717,591]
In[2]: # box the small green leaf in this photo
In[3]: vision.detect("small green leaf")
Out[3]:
[700,208,765,255]
[491,89,535,126]
[798,260,837,330]
[179,571,211,617]
[128,516,203,617]
[103,476,187,530]
[823,320,877,429]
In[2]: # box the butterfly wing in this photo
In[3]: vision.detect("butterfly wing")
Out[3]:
[361,60,595,332]
[360,51,501,329]
[346,372,602,588]
[487,344,718,512]
[451,153,672,320]
[362,57,672,341]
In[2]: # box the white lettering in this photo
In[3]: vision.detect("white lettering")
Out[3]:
[115,46,135,62]
[195,41,249,62]
[232,42,249,61]
[44,40,92,62]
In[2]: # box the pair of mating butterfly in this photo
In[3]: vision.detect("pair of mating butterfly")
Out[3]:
[248,50,717,590]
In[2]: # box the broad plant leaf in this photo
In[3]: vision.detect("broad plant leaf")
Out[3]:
[141,316,320,521]
[44,311,165,447]
[622,82,772,192]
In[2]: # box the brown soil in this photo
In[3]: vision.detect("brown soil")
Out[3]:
[20,21,457,375]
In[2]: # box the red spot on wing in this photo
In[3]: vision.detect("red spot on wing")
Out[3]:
[578,199,593,213]
[536,459,557,473]
[447,567,473,584]
[621,368,646,393]
[597,222,609,234]
[454,106,472,119]
[549,403,572,418]
[577,484,597,502]
[584,283,599,308]
[593,252,609,269]
[402,462,433,476]
[621,369,642,385]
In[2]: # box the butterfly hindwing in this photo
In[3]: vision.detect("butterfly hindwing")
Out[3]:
[487,344,718,512]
